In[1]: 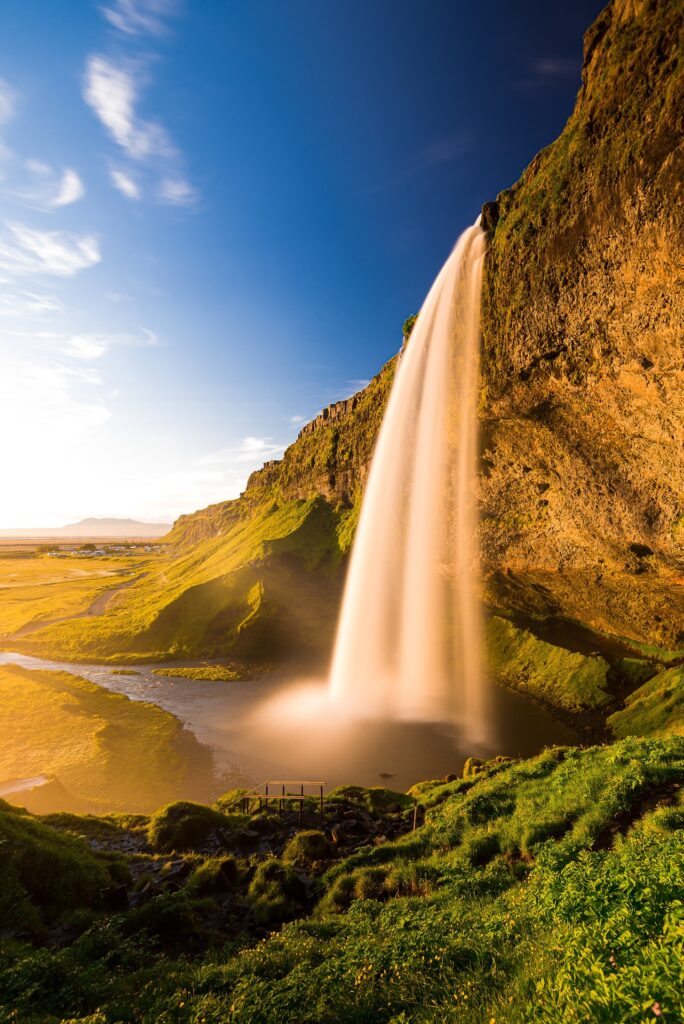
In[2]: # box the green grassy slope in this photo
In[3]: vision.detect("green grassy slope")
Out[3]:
[1,737,682,1022]
[10,497,345,663]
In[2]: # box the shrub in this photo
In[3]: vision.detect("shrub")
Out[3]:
[384,861,439,898]
[247,859,308,924]
[213,788,249,813]
[353,867,388,901]
[402,314,417,340]
[462,756,485,779]
[186,856,240,895]
[282,830,332,866]
[147,802,247,852]
[319,873,357,913]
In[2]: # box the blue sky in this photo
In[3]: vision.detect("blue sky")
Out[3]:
[0,0,602,527]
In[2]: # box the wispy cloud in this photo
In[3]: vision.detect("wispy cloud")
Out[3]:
[139,436,285,517]
[370,134,472,194]
[199,437,284,468]
[0,83,85,211]
[5,165,85,210]
[59,327,158,359]
[0,289,64,318]
[53,169,85,207]
[110,166,140,199]
[0,223,101,278]
[289,414,305,425]
[158,175,198,207]
[84,31,197,206]
[0,79,17,165]
[331,379,370,402]
[100,0,180,37]
[513,56,580,93]
[0,79,17,126]
[84,56,175,160]
[0,356,110,449]
[531,57,578,78]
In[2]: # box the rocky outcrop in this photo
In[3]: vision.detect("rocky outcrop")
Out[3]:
[478,0,684,647]
[169,360,396,546]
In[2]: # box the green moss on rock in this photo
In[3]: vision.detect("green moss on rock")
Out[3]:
[487,615,613,713]
[608,665,684,739]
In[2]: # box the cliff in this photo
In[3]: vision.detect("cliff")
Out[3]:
[478,0,684,648]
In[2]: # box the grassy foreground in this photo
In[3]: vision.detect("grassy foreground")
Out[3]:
[0,736,682,1023]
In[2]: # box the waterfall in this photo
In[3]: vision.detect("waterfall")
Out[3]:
[328,222,487,739]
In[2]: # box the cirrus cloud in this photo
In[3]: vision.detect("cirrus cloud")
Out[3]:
[0,222,101,278]
[84,56,175,161]
[100,0,180,37]
[83,54,198,208]
[109,166,140,199]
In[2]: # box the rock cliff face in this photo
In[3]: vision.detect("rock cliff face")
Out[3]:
[479,0,684,647]
[169,0,682,653]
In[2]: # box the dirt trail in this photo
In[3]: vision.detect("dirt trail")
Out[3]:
[13,573,146,637]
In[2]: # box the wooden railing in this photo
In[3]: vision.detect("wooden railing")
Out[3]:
[232,780,327,826]
[227,779,422,831]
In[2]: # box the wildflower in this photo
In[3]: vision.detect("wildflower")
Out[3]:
[652,1003,662,1017]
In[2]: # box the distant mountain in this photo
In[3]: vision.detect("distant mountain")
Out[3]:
[0,518,170,539]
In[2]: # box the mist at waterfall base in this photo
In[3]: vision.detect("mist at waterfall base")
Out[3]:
[246,222,576,789]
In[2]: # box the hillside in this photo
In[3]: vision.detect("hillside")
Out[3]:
[4,0,682,733]
[1,736,683,1022]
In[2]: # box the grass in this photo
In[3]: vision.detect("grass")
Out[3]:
[487,615,613,713]
[152,664,244,682]
[0,552,152,636]
[0,664,215,813]
[0,737,682,1022]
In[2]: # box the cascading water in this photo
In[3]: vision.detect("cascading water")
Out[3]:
[329,221,487,741]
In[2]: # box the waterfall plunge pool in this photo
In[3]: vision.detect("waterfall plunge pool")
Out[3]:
[0,650,578,798]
